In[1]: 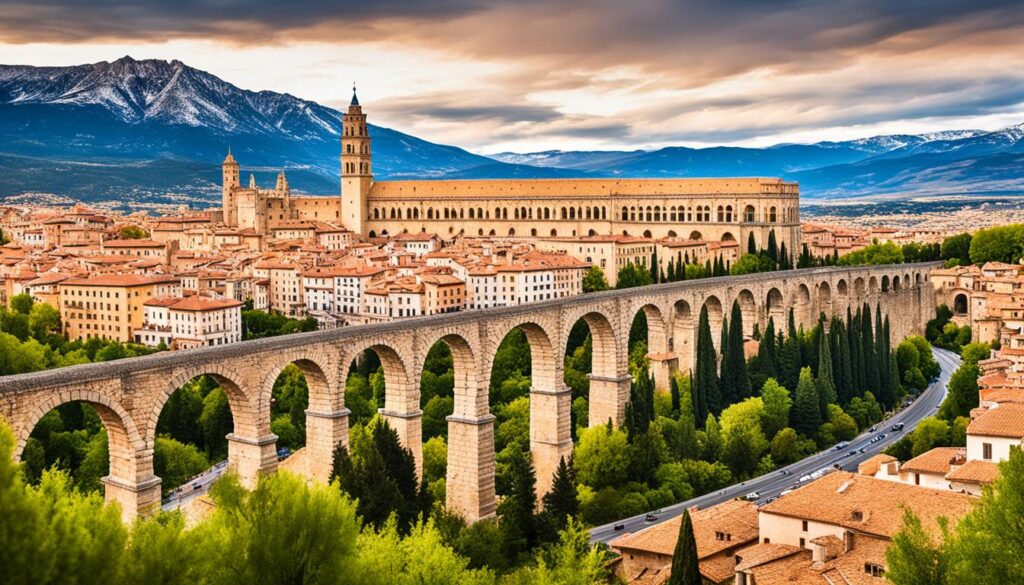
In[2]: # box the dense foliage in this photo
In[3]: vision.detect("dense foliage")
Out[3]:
[0,420,608,585]
[886,448,1024,584]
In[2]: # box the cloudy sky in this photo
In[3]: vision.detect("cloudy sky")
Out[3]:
[2,0,1024,153]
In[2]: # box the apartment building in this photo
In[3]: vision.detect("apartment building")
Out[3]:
[60,274,182,341]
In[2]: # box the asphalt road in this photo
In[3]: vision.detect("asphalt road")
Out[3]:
[590,347,962,544]
[162,460,229,512]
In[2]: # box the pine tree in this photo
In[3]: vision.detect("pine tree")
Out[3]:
[694,305,720,420]
[792,367,822,437]
[541,456,578,534]
[668,510,702,585]
[816,327,837,417]
[747,231,757,255]
[498,446,538,555]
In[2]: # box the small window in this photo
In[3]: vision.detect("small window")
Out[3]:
[802,520,808,532]
[799,538,805,548]
[983,443,993,460]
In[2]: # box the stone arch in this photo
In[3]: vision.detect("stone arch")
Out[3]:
[854,277,866,298]
[631,303,669,356]
[667,230,677,238]
[893,275,901,291]
[818,281,832,309]
[672,299,695,372]
[422,332,480,420]
[259,349,338,416]
[152,365,259,446]
[564,310,623,427]
[881,275,890,292]
[954,292,969,315]
[766,287,785,328]
[735,289,756,337]
[915,272,923,286]
[722,232,736,242]
[793,283,812,328]
[689,230,702,240]
[16,389,146,484]
[836,278,849,299]
[643,230,653,238]
[868,276,879,294]
[702,295,724,351]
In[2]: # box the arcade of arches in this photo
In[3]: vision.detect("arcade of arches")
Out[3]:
[1,263,937,523]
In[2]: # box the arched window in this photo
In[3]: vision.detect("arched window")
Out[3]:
[716,205,724,222]
[469,208,476,219]
[744,205,755,222]
[654,206,662,221]
[621,206,629,220]
[769,207,777,222]
[725,205,733,222]
[427,208,434,219]
[569,208,576,220]
[645,206,653,222]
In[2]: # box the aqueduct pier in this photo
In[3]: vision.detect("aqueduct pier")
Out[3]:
[0,263,939,523]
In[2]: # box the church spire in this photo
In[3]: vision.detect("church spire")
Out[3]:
[350,82,359,106]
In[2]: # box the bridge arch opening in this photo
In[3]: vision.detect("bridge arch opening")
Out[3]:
[854,277,866,298]
[488,320,563,497]
[818,281,832,309]
[702,296,724,352]
[151,372,257,496]
[672,299,695,373]
[736,289,757,338]
[564,311,619,431]
[264,358,333,455]
[417,336,473,503]
[793,283,812,328]
[893,275,901,291]
[766,287,785,328]
[868,276,879,294]
[19,398,142,502]
[881,275,890,292]
[836,279,849,299]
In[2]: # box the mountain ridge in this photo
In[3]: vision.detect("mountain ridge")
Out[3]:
[1,56,1024,206]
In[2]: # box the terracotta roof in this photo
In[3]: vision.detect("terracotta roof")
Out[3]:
[967,403,1024,438]
[733,543,804,572]
[857,453,896,477]
[167,296,243,312]
[760,472,975,539]
[62,274,179,287]
[103,239,163,248]
[611,500,758,559]
[901,447,966,475]
[945,460,1000,485]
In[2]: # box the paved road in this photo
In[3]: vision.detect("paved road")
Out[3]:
[161,460,229,512]
[590,347,962,544]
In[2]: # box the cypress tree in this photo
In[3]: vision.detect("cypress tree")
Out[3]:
[721,300,751,405]
[667,258,676,282]
[767,229,778,264]
[792,367,822,437]
[862,303,879,394]
[779,241,789,270]
[720,314,729,362]
[758,317,778,381]
[694,305,720,419]
[677,252,684,278]
[670,374,681,416]
[849,307,862,392]
[816,327,837,417]
[541,456,578,533]
[651,250,659,283]
[747,232,757,255]
[668,510,701,585]
[779,330,801,393]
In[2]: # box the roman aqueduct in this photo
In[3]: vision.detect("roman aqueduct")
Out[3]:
[0,263,938,523]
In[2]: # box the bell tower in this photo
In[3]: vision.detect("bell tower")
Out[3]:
[222,148,240,227]
[340,84,372,237]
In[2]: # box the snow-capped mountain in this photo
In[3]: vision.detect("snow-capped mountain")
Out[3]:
[1,55,1023,204]
[0,56,499,204]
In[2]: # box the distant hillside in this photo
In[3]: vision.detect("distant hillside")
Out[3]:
[1,56,1023,205]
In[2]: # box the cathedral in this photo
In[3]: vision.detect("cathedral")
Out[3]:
[221,90,801,253]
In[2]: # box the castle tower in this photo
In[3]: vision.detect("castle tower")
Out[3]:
[222,148,240,227]
[340,85,373,237]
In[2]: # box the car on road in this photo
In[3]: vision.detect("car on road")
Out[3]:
[744,492,760,501]
[869,426,878,432]
[878,433,887,440]
[799,474,811,483]
[859,447,867,453]
[644,513,658,522]
[870,435,882,443]
[614,523,625,531]
[892,423,905,432]
[834,441,850,450]
[848,450,858,457]
[780,470,791,476]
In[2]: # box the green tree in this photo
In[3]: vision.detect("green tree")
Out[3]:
[885,509,948,585]
[118,225,148,239]
[759,378,792,440]
[720,397,769,478]
[582,265,610,293]
[200,387,233,461]
[940,232,972,265]
[574,424,631,489]
[791,367,822,437]
[497,446,538,560]
[720,301,751,406]
[153,436,210,496]
[816,326,837,416]
[969,224,1024,264]
[668,510,701,585]
[911,417,951,457]
[939,364,979,420]
[196,471,359,585]
[540,456,578,539]
[693,305,720,420]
